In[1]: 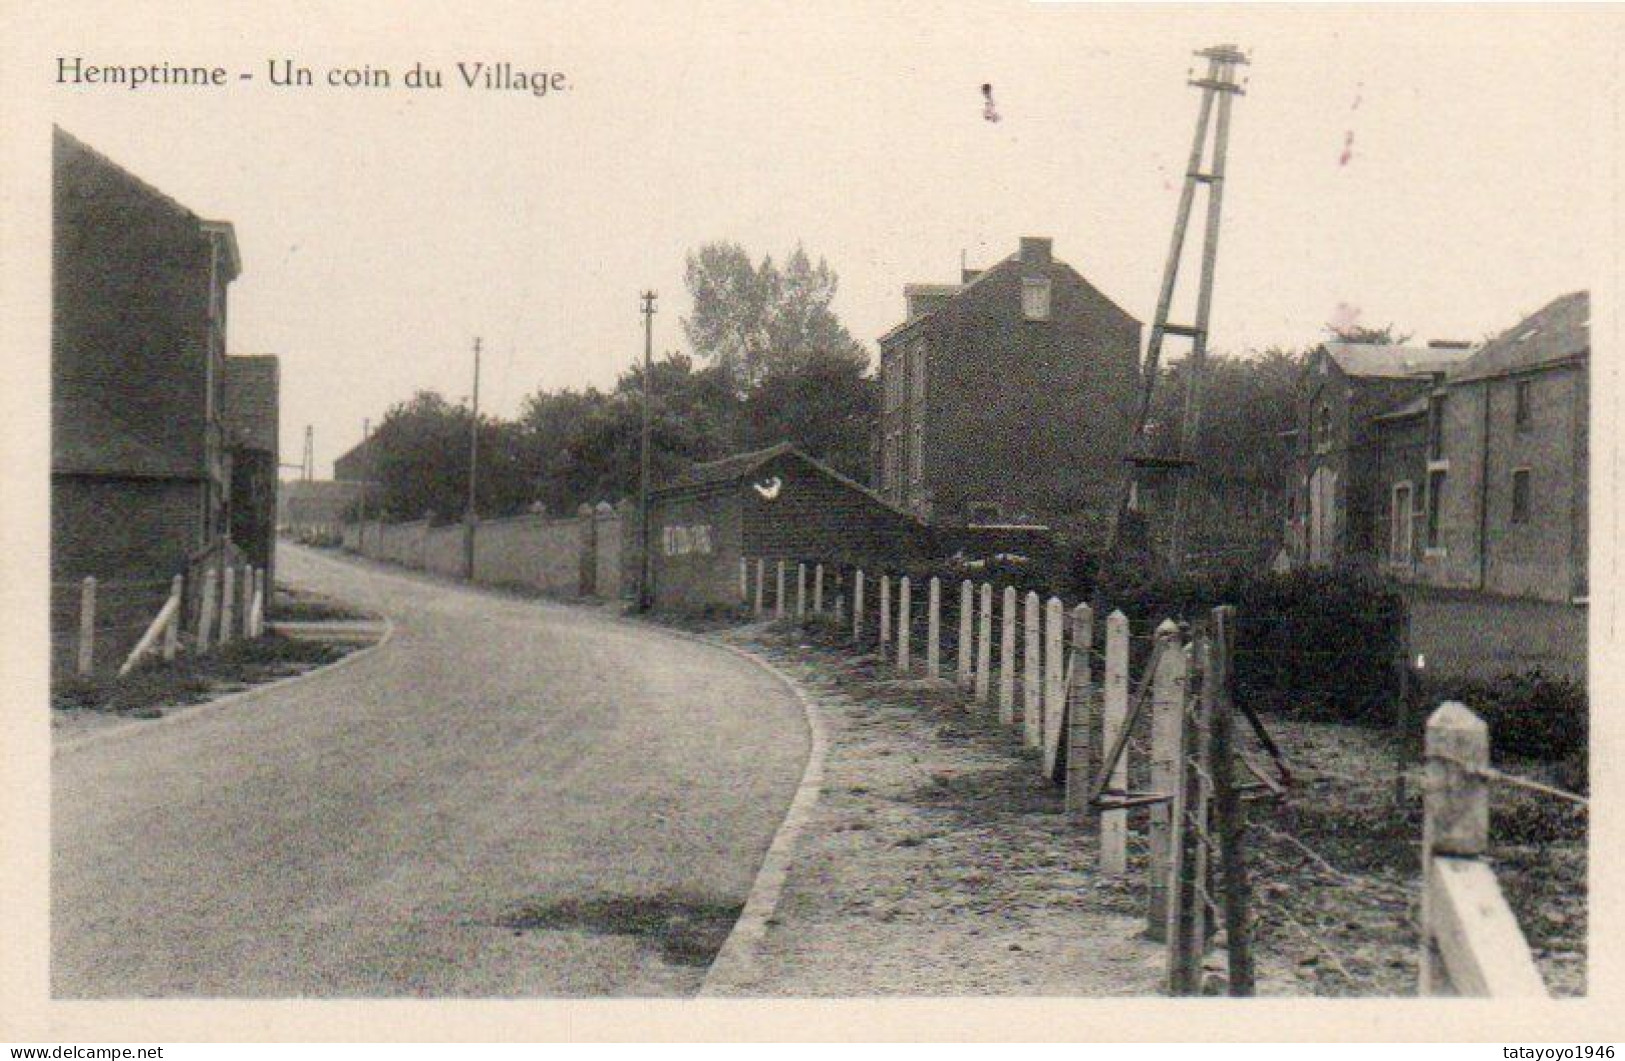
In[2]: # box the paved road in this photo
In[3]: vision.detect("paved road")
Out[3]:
[52,545,809,997]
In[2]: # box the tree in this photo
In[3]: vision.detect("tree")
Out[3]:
[682,240,866,389]
[367,391,534,522]
[741,350,876,482]
[1325,321,1413,345]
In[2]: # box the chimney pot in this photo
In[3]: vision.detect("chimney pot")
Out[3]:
[1019,237,1053,266]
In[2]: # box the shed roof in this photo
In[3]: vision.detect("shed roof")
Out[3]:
[656,442,922,523]
[224,355,279,453]
[1321,342,1474,380]
[1451,291,1589,383]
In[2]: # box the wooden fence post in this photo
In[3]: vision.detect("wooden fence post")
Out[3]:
[163,574,183,661]
[957,580,974,690]
[76,576,97,677]
[999,587,1018,726]
[878,575,891,659]
[1210,606,1254,995]
[754,558,765,617]
[897,576,912,672]
[1393,601,1414,808]
[853,569,864,643]
[975,583,993,706]
[1419,701,1546,997]
[1042,597,1066,781]
[1100,610,1130,875]
[796,562,807,622]
[197,564,218,652]
[1023,591,1041,747]
[814,563,824,615]
[1064,604,1095,817]
[926,576,941,680]
[1146,619,1187,940]
[1167,631,1212,995]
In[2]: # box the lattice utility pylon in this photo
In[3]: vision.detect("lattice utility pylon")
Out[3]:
[1109,44,1248,572]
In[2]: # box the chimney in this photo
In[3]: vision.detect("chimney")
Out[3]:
[1019,237,1053,266]
[904,283,957,322]
[1427,340,1472,349]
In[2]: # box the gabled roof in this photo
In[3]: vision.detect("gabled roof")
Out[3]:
[1451,291,1589,384]
[1320,342,1474,380]
[52,392,198,479]
[656,441,923,523]
[224,355,279,453]
[878,245,1138,345]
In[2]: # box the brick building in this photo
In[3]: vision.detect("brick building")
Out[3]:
[874,237,1141,543]
[1374,292,1588,602]
[223,355,280,586]
[1281,340,1473,568]
[51,127,245,586]
[647,443,933,612]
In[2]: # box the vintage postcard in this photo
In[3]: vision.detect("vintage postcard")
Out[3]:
[1,0,1619,1044]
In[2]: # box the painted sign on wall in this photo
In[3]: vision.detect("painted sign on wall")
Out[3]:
[662,524,714,557]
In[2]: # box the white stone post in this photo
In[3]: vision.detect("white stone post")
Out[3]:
[926,576,941,680]
[76,576,96,677]
[814,564,824,615]
[957,580,974,690]
[1147,619,1187,938]
[878,575,891,659]
[897,576,912,672]
[219,565,237,649]
[1064,604,1096,816]
[197,565,218,653]
[1043,596,1066,780]
[162,574,183,661]
[775,560,786,620]
[796,562,807,622]
[999,586,1018,725]
[975,582,993,705]
[853,569,864,643]
[1023,591,1042,747]
[754,558,765,617]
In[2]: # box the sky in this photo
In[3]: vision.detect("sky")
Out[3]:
[23,2,1613,478]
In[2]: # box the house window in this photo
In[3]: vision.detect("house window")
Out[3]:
[1315,403,1332,449]
[910,341,926,402]
[909,422,923,484]
[1390,482,1413,564]
[1021,278,1052,321]
[1425,468,1446,549]
[1511,468,1531,525]
[1514,380,1532,431]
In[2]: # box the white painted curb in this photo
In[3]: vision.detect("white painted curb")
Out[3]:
[697,638,829,997]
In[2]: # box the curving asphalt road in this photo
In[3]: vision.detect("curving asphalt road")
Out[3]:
[51,544,809,998]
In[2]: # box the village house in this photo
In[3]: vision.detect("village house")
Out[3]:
[1281,339,1474,568]
[874,237,1142,544]
[1374,292,1588,603]
[52,127,252,586]
[224,354,281,586]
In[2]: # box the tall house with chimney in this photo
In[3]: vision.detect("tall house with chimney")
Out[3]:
[874,236,1141,542]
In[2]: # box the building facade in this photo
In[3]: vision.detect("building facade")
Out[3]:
[874,237,1141,543]
[224,354,281,586]
[51,127,244,586]
[1282,341,1473,568]
[1375,292,1588,602]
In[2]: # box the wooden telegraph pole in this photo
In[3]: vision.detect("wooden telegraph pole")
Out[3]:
[638,291,657,611]
[464,336,481,579]
[1106,44,1248,574]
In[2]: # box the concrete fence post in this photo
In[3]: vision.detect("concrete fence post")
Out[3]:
[796,562,807,622]
[974,583,993,706]
[834,571,845,625]
[999,586,1018,725]
[897,576,912,672]
[957,580,974,690]
[814,563,824,615]
[853,569,864,643]
[1146,619,1188,939]
[242,566,256,639]
[251,568,266,637]
[1043,596,1066,780]
[197,564,218,652]
[775,560,786,620]
[878,575,891,659]
[926,576,941,680]
[1064,604,1095,817]
[219,565,237,649]
[740,557,749,604]
[76,576,96,677]
[1100,609,1131,876]
[1421,701,1493,995]
[754,558,765,617]
[1023,591,1042,747]
[163,574,183,662]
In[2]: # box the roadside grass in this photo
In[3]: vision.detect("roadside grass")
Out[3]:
[52,634,353,718]
[269,584,378,622]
